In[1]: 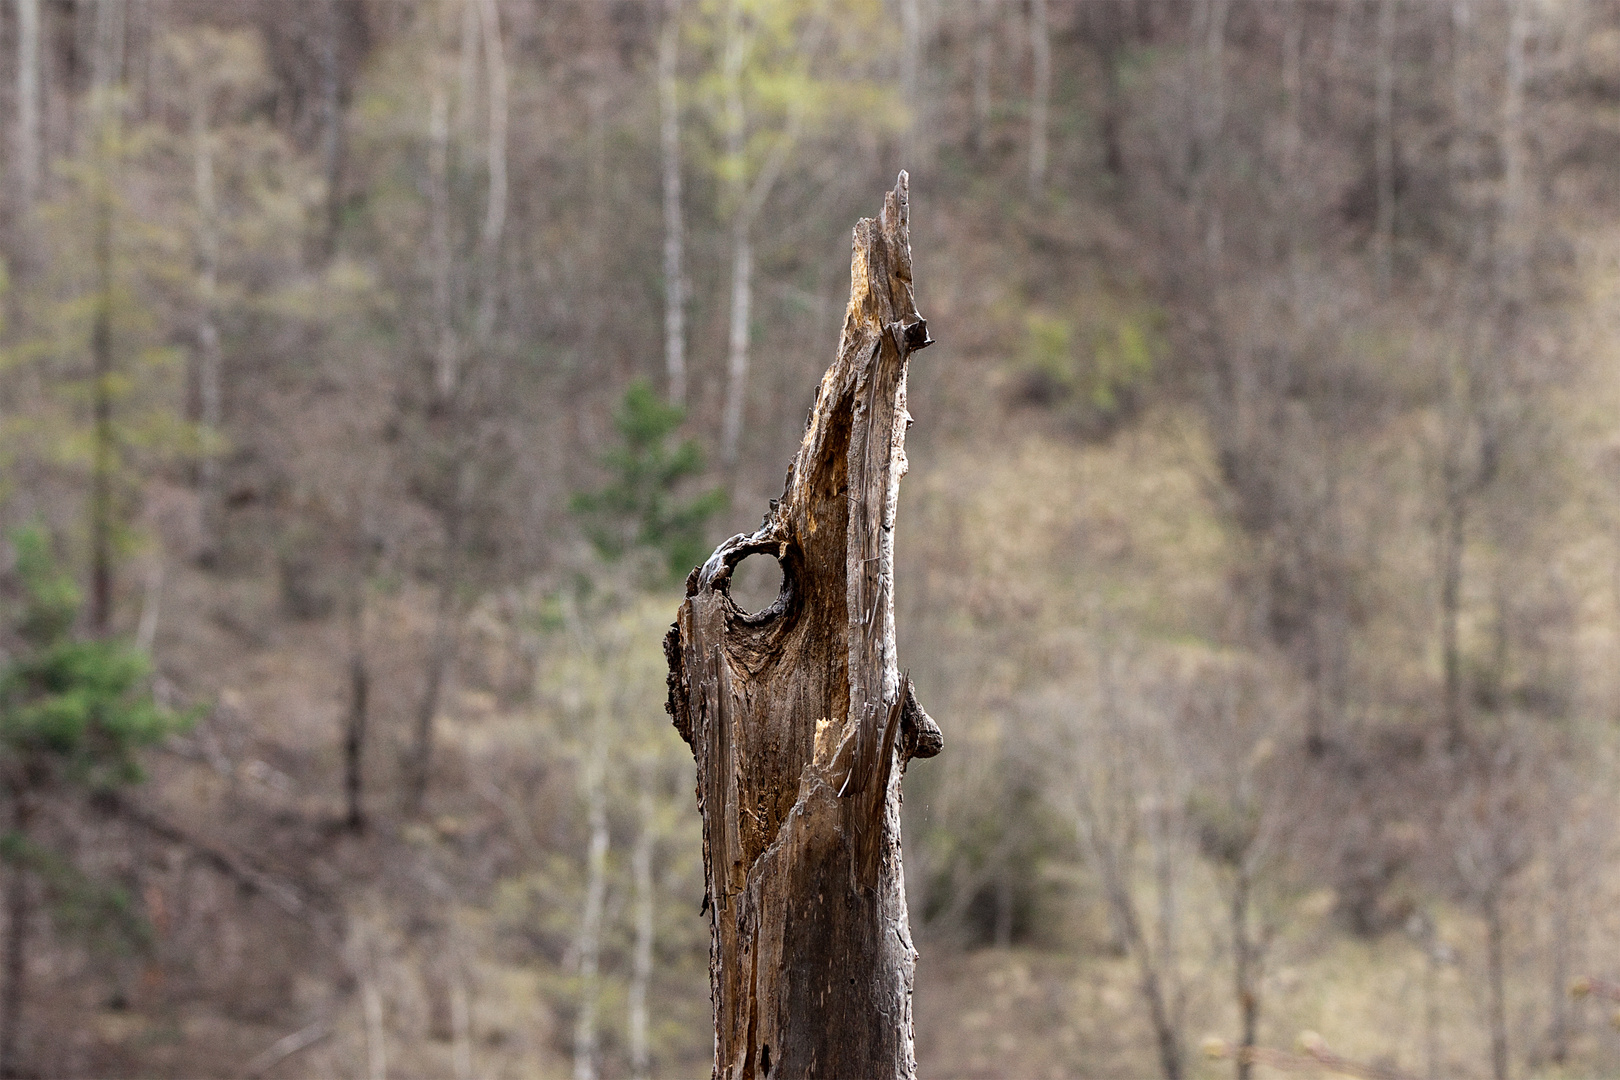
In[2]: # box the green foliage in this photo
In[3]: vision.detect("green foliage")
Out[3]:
[1016,305,1164,434]
[0,831,147,954]
[10,527,77,648]
[1090,316,1158,413]
[687,0,903,216]
[1,525,191,788]
[1021,312,1075,392]
[570,380,727,583]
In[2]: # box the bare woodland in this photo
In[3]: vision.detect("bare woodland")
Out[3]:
[4,2,1620,1079]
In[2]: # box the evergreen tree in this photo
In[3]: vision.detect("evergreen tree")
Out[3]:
[571,379,727,583]
[0,524,190,1076]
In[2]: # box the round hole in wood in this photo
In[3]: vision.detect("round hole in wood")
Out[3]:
[729,553,785,615]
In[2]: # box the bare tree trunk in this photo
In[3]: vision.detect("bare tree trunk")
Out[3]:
[1081,814,1184,1080]
[1374,0,1396,295]
[1498,0,1528,307]
[715,0,800,465]
[135,556,161,655]
[1440,482,1466,749]
[659,0,688,406]
[1110,862,1184,1080]
[1485,889,1508,1080]
[572,735,608,1080]
[1424,930,1442,1080]
[719,0,749,465]
[1282,2,1302,284]
[1072,666,1184,1080]
[428,76,456,403]
[900,0,921,169]
[628,782,655,1080]
[409,99,462,814]
[407,506,462,816]
[14,0,41,213]
[342,476,375,831]
[1201,0,1230,265]
[1152,800,1179,1012]
[720,219,752,465]
[450,967,473,1080]
[190,74,223,566]
[344,646,368,831]
[1547,810,1572,1065]
[88,0,123,637]
[1094,8,1125,177]
[0,793,33,1080]
[1027,0,1049,196]
[1130,897,1182,1080]
[318,0,344,261]
[971,0,992,156]
[362,977,387,1080]
[89,195,115,635]
[475,0,506,345]
[1231,865,1257,1080]
[666,174,941,1080]
[993,845,1014,947]
[457,0,477,141]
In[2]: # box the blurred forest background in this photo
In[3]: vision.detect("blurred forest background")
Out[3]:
[7,0,1620,1077]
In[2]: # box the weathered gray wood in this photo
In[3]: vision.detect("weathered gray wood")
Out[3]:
[665,173,942,1080]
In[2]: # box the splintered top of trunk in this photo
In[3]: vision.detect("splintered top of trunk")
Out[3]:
[676,172,932,857]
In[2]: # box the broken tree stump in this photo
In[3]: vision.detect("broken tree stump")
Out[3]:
[665,173,943,1080]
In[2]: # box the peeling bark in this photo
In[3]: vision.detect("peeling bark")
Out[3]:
[666,174,942,1080]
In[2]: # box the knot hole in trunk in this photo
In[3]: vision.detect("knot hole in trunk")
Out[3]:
[723,551,788,621]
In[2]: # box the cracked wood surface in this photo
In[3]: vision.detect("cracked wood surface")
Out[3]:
[665,173,942,1080]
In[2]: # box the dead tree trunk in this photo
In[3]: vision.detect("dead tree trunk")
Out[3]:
[665,173,942,1080]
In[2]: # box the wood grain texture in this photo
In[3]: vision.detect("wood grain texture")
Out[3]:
[665,173,942,1080]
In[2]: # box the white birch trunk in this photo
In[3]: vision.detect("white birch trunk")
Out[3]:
[191,80,223,559]
[362,978,387,1080]
[721,221,753,466]
[1283,5,1302,294]
[135,557,162,655]
[1202,0,1229,264]
[319,0,343,259]
[1451,0,1472,182]
[660,0,688,406]
[1499,0,1528,304]
[719,0,750,465]
[1027,0,1049,195]
[450,968,473,1080]
[477,0,506,344]
[572,737,609,1080]
[457,0,478,152]
[900,0,921,168]
[628,782,656,1080]
[14,0,40,211]
[429,76,457,402]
